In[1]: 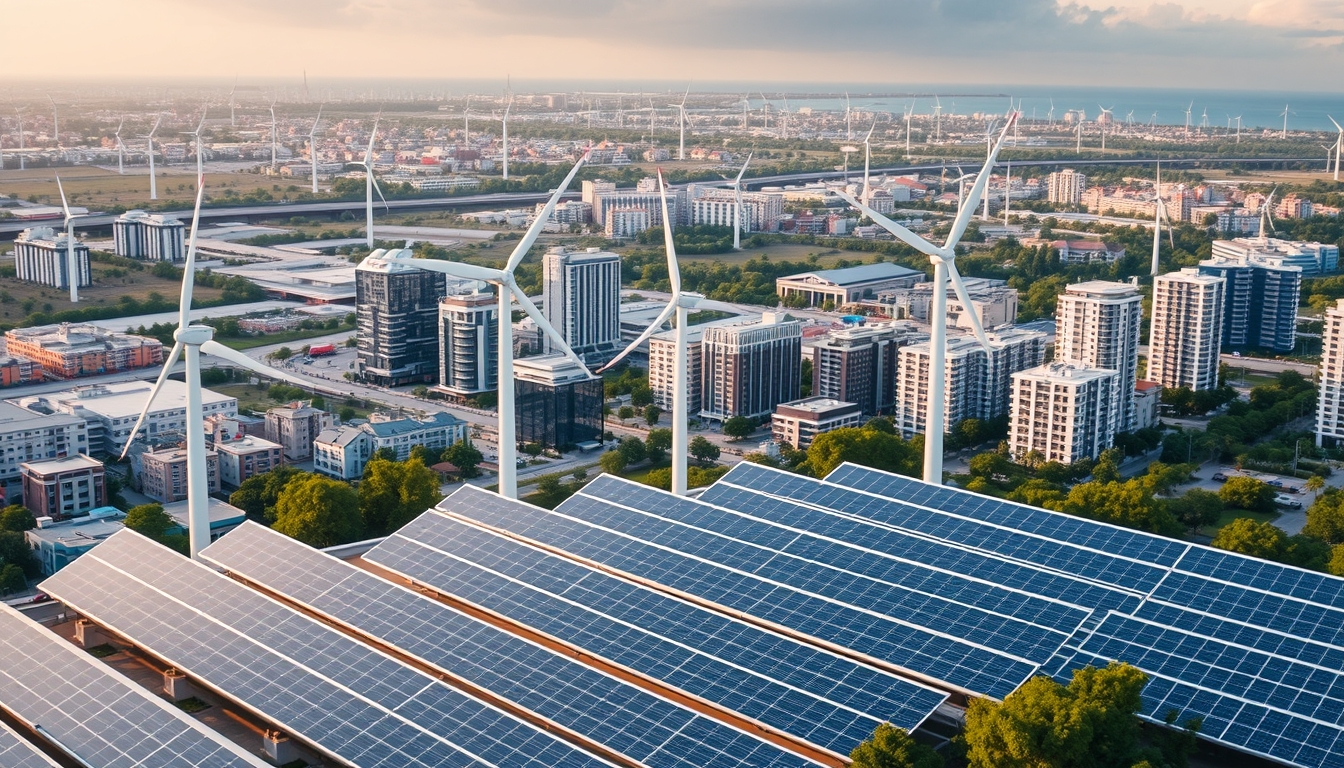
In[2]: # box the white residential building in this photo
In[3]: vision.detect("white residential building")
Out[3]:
[772,398,862,449]
[1317,299,1344,448]
[543,247,622,366]
[313,412,467,480]
[0,402,88,503]
[701,312,803,422]
[895,328,1047,438]
[1054,280,1143,432]
[438,289,497,396]
[13,227,92,289]
[881,277,1019,330]
[1009,363,1123,465]
[1046,169,1086,205]
[605,208,651,238]
[113,210,186,261]
[1149,269,1225,391]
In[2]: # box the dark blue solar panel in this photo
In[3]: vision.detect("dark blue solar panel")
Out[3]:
[40,530,612,768]
[1176,547,1344,610]
[0,602,265,768]
[609,476,1132,617]
[1149,572,1344,651]
[0,720,60,768]
[361,511,948,756]
[816,463,1187,568]
[203,522,817,768]
[438,484,1036,699]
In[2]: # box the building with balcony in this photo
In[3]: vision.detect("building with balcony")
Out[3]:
[1009,363,1123,465]
[438,289,498,397]
[113,210,186,261]
[138,445,219,504]
[1198,253,1301,354]
[13,227,91,289]
[20,455,106,521]
[1149,269,1225,391]
[1053,280,1143,432]
[5,324,163,381]
[355,250,447,386]
[772,397,862,449]
[701,313,803,422]
[263,401,336,462]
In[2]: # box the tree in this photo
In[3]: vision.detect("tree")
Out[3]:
[849,723,942,768]
[0,563,25,595]
[722,416,755,441]
[272,346,293,360]
[442,439,484,478]
[230,465,305,522]
[409,444,435,465]
[600,451,627,475]
[359,457,441,536]
[964,662,1149,768]
[1304,491,1344,545]
[1286,534,1332,571]
[339,406,357,422]
[644,405,662,426]
[689,436,721,465]
[1059,479,1183,537]
[371,447,398,463]
[630,385,654,408]
[617,436,647,465]
[646,428,672,464]
[1092,449,1122,484]
[805,427,921,480]
[617,406,636,421]
[0,505,35,533]
[123,503,174,540]
[1330,544,1344,577]
[1168,489,1223,533]
[1219,476,1276,514]
[0,531,39,578]
[1212,518,1287,561]
[1306,475,1326,500]
[271,475,364,548]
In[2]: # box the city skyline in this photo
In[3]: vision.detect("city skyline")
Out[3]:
[4,0,1342,90]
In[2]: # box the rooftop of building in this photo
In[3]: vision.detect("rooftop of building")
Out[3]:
[164,498,247,530]
[12,380,234,421]
[24,511,125,547]
[213,434,283,453]
[362,411,463,438]
[775,397,861,417]
[116,209,185,225]
[1136,379,1162,392]
[1015,361,1120,382]
[0,401,83,431]
[1199,253,1305,273]
[5,323,160,352]
[20,454,103,474]
[778,262,922,287]
[545,245,620,261]
[513,354,598,385]
[354,248,422,273]
[266,401,330,418]
[1161,268,1226,286]
[316,425,368,448]
[1065,279,1142,297]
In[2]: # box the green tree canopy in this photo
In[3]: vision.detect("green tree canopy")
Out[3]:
[689,436,721,465]
[1218,477,1276,514]
[1059,480,1182,537]
[722,416,755,441]
[123,503,174,540]
[1167,489,1223,533]
[646,428,672,464]
[599,450,627,476]
[849,723,942,768]
[805,426,921,480]
[617,437,646,465]
[0,505,36,533]
[229,465,306,522]
[644,405,662,426]
[1212,518,1287,561]
[359,457,441,536]
[272,475,363,548]
[0,531,39,578]
[0,563,25,595]
[1304,491,1344,545]
[442,439,484,478]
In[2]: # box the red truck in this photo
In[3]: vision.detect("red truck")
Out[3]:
[308,343,337,357]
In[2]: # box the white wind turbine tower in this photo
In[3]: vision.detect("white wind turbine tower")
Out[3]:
[1329,117,1342,181]
[598,171,699,495]
[742,94,750,130]
[1234,115,1243,144]
[904,102,914,157]
[48,95,58,148]
[186,108,208,177]
[463,95,471,144]
[143,115,162,200]
[1281,104,1292,139]
[730,153,752,250]
[501,96,512,181]
[1047,98,1055,127]
[861,120,876,204]
[356,120,388,248]
[779,93,790,139]
[1259,188,1279,242]
[307,106,323,194]
[1200,107,1209,133]
[1150,162,1174,276]
[119,178,312,560]
[1184,102,1193,139]
[837,114,1018,483]
[229,80,237,127]
[14,110,24,170]
[55,178,87,304]
[114,118,126,174]
[932,96,943,142]
[383,152,591,499]
[844,92,852,140]
[267,98,278,170]
[669,85,690,160]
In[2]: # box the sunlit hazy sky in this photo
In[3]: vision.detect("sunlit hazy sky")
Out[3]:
[6,0,1343,91]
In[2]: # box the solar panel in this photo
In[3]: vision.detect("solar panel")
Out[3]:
[0,721,60,768]
[40,530,615,768]
[0,602,268,768]
[436,484,1036,699]
[360,510,948,757]
[202,521,821,768]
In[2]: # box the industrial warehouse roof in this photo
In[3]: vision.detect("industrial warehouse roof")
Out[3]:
[779,262,922,287]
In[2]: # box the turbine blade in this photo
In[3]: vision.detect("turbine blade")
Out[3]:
[944,259,995,350]
[503,149,588,274]
[56,176,70,221]
[733,152,752,185]
[834,189,942,260]
[382,256,504,283]
[371,174,389,211]
[118,342,184,460]
[200,340,315,388]
[597,302,676,374]
[180,178,207,328]
[658,171,681,296]
[509,283,589,371]
[946,112,1017,250]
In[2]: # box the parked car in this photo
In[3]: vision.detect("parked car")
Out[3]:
[1274,494,1302,508]
[1268,479,1285,488]
[1212,472,1229,481]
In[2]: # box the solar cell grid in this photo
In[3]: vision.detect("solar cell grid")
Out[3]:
[0,721,60,768]
[361,512,949,755]
[40,530,613,768]
[0,602,267,768]
[202,522,819,768]
[1152,571,1344,649]
[1176,547,1344,610]
[438,484,1037,699]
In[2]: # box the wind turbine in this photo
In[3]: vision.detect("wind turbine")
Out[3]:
[904,102,914,157]
[143,115,162,200]
[1150,162,1174,276]
[308,105,323,194]
[1200,107,1209,133]
[1234,115,1242,143]
[463,95,471,144]
[186,107,208,177]
[1329,116,1342,181]
[844,92,852,140]
[730,153,752,250]
[114,118,126,174]
[1281,104,1292,139]
[355,120,387,248]
[742,93,750,130]
[48,95,59,148]
[1075,120,1083,153]
[55,178,87,304]
[598,172,698,494]
[267,97,278,170]
[669,85,690,160]
[836,114,1018,484]
[1259,188,1278,242]
[119,177,312,560]
[501,95,512,181]
[932,96,943,142]
[1184,102,1193,138]
[861,120,876,204]
[382,152,591,499]
[1047,98,1055,127]
[14,110,24,170]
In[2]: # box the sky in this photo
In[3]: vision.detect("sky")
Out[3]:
[5,0,1343,92]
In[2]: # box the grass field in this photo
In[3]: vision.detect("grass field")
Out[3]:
[0,166,295,211]
[0,262,223,326]
[1198,508,1281,538]
[219,325,355,351]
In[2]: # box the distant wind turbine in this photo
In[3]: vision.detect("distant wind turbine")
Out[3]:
[501,95,512,181]
[48,95,59,149]
[308,105,323,194]
[730,153,752,250]
[186,107,208,177]
[142,115,162,200]
[1329,116,1342,181]
[114,118,126,175]
[56,177,88,304]
[669,84,691,160]
[1151,162,1174,276]
[356,120,387,248]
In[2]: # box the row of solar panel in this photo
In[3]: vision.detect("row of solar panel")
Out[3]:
[198,521,827,767]
[0,602,268,768]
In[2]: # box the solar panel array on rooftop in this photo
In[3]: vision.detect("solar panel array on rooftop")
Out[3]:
[706,460,1344,768]
[358,509,948,757]
[0,721,60,768]
[0,602,267,768]
[40,530,615,768]
[201,521,820,768]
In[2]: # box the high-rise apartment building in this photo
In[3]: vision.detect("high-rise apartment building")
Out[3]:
[1198,254,1302,353]
[513,355,604,449]
[113,210,186,261]
[438,289,497,397]
[1149,269,1225,391]
[1046,169,1087,205]
[894,328,1047,438]
[1054,280,1143,431]
[809,323,923,417]
[1009,363,1123,464]
[13,227,91,290]
[1317,299,1344,448]
[701,313,802,422]
[355,250,447,386]
[1212,237,1338,275]
[543,247,622,366]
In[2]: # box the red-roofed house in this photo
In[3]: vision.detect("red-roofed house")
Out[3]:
[1053,240,1126,265]
[1134,379,1162,430]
